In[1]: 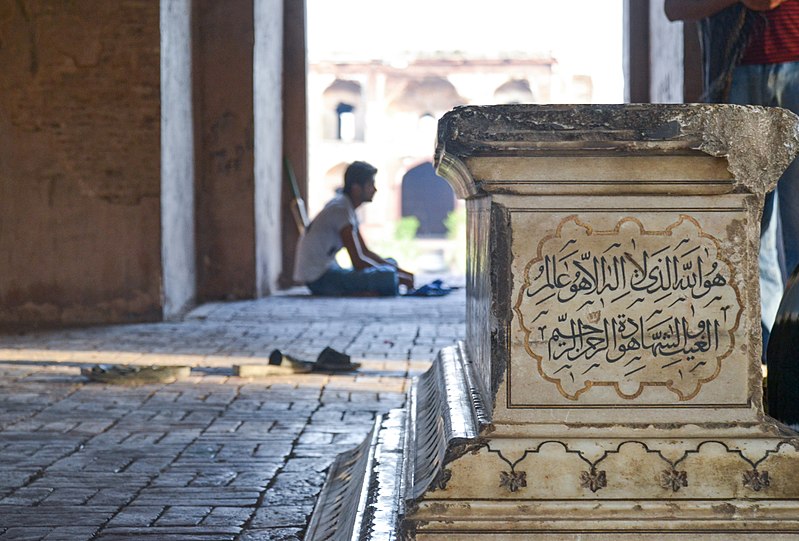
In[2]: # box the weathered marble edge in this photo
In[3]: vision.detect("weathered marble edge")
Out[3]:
[434,104,799,196]
[688,104,799,195]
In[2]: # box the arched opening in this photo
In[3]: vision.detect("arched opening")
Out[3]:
[309,162,348,218]
[494,78,535,104]
[388,77,465,115]
[321,79,364,141]
[401,162,455,239]
[335,102,356,141]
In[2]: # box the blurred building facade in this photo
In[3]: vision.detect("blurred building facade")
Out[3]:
[307,54,592,272]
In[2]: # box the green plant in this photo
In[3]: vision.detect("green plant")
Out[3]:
[395,216,420,242]
[371,216,421,271]
[444,207,466,240]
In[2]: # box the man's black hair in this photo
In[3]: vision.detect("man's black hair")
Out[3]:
[343,161,377,194]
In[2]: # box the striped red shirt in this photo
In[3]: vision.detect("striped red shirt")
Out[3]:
[741,0,799,64]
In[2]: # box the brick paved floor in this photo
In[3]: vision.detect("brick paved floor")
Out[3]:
[0,288,465,540]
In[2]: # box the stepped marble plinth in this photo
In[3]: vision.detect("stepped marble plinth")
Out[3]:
[307,104,799,540]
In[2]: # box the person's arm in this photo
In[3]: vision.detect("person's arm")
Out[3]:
[665,0,787,21]
[340,224,414,288]
[357,232,392,266]
[744,0,789,9]
[340,224,381,270]
[356,230,415,287]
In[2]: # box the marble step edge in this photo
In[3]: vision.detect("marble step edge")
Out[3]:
[304,412,380,541]
[306,343,487,540]
[404,343,488,502]
[305,407,410,541]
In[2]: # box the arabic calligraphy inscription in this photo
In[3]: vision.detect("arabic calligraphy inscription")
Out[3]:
[516,215,742,400]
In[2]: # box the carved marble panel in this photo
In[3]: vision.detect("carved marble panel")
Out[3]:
[513,211,744,403]
[501,194,756,412]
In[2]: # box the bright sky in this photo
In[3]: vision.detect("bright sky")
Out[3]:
[307,0,625,102]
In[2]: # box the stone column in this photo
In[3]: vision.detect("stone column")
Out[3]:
[624,0,703,103]
[254,0,284,297]
[193,0,256,302]
[162,0,197,319]
[308,104,799,540]
[279,0,309,289]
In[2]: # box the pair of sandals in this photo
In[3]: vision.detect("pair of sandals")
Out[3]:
[404,279,457,297]
[268,346,360,373]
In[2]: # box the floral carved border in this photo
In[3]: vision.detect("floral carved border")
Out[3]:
[483,439,795,495]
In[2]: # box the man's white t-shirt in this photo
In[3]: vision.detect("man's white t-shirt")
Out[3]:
[293,193,359,283]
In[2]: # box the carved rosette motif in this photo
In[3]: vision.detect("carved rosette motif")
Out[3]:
[743,469,770,492]
[659,468,688,492]
[499,470,527,493]
[580,468,607,493]
[515,215,742,400]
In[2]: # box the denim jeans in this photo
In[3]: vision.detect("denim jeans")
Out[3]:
[306,260,399,297]
[729,61,799,355]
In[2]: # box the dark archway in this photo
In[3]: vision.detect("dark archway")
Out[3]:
[401,162,455,238]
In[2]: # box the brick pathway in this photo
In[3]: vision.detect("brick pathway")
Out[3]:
[0,289,465,540]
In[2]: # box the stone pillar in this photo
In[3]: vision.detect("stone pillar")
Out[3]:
[193,0,256,302]
[623,0,650,103]
[624,0,703,103]
[279,0,309,289]
[308,104,799,539]
[650,0,685,103]
[254,0,284,297]
[162,0,197,319]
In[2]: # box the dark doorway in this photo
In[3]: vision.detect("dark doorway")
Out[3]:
[401,162,455,238]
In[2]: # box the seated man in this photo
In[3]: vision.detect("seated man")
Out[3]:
[293,161,414,296]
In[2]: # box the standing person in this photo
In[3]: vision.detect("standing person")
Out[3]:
[293,160,414,296]
[665,0,799,354]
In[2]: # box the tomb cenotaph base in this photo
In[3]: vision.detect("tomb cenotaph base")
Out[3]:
[307,104,799,540]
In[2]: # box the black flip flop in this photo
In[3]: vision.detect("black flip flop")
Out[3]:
[266,349,314,374]
[314,347,360,372]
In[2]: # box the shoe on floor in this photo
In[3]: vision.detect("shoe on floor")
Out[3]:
[265,350,314,374]
[314,346,360,372]
[82,364,190,385]
[404,279,454,297]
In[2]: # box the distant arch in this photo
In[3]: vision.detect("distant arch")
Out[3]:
[323,162,348,193]
[389,77,464,114]
[322,79,364,140]
[494,78,535,104]
[401,162,455,238]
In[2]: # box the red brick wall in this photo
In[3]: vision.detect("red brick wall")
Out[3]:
[0,1,162,326]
